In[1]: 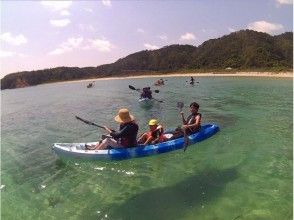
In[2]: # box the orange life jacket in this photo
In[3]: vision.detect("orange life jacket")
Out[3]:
[146,126,166,142]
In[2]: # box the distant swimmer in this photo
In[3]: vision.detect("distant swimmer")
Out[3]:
[87,81,95,88]
[155,78,164,86]
[190,76,195,85]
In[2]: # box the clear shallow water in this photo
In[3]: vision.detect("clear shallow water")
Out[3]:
[1,76,292,220]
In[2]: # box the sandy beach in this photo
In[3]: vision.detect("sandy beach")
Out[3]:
[59,71,293,85]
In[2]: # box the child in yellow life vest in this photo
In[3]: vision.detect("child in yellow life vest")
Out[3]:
[138,119,166,145]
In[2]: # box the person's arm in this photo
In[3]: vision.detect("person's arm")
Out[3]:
[104,126,113,133]
[180,112,187,124]
[137,133,147,144]
[151,137,160,144]
[144,136,153,145]
[110,125,129,138]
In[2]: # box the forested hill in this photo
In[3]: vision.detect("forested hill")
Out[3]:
[1,29,292,90]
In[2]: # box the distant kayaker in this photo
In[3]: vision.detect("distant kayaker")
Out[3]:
[86,108,138,150]
[137,119,166,145]
[141,87,152,99]
[190,76,195,85]
[155,79,164,86]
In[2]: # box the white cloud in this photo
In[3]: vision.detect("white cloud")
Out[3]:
[84,8,93,13]
[201,28,217,34]
[78,24,95,32]
[48,37,84,55]
[0,50,14,57]
[48,48,67,55]
[144,43,159,50]
[60,10,70,16]
[48,37,114,55]
[41,1,72,11]
[0,32,27,46]
[276,0,293,5]
[67,37,84,48]
[228,27,236,32]
[137,28,145,33]
[180,32,195,41]
[0,50,26,58]
[158,35,168,40]
[90,38,113,52]
[247,20,284,34]
[102,0,112,7]
[50,19,71,27]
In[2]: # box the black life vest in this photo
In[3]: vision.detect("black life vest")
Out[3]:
[186,113,202,132]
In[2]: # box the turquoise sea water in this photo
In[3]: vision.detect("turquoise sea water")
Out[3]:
[1,76,293,220]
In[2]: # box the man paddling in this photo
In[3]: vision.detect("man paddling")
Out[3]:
[141,87,152,99]
[180,102,202,134]
[169,102,202,145]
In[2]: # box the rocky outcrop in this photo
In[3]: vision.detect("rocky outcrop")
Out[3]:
[14,78,30,88]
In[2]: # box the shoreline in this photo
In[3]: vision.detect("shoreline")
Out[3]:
[58,71,293,84]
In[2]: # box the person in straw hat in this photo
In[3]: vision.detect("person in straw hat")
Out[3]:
[88,108,139,150]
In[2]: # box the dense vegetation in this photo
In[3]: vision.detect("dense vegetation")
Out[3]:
[1,30,292,90]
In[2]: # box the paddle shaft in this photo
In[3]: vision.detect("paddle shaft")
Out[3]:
[75,116,114,131]
[151,97,163,103]
[128,85,160,93]
[183,130,189,152]
[177,102,189,151]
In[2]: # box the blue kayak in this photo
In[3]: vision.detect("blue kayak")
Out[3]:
[52,124,219,160]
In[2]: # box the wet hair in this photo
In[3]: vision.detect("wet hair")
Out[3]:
[190,102,199,109]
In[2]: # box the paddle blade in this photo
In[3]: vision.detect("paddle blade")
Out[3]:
[128,85,136,90]
[177,102,184,109]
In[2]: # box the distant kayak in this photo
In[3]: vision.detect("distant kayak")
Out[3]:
[138,98,154,107]
[52,124,220,161]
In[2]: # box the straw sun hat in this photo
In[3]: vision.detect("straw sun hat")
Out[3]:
[114,108,135,123]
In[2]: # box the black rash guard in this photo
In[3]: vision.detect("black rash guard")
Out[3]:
[110,122,139,147]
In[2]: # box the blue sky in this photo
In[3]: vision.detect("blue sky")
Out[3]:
[0,0,292,77]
